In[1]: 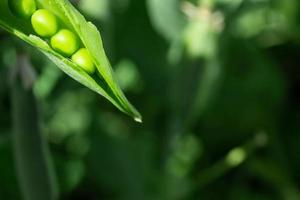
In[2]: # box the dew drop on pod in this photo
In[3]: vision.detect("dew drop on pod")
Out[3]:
[8,0,36,19]
[31,9,58,37]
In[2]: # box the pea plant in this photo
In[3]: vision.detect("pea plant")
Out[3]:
[1,1,142,199]
[0,0,142,122]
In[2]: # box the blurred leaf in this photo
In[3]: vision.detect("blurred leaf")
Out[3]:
[47,90,93,143]
[79,0,109,20]
[225,147,246,167]
[184,20,217,58]
[166,134,202,178]
[0,136,20,200]
[147,0,186,41]
[115,59,142,92]
[34,62,63,99]
[11,55,58,200]
[216,0,243,10]
[87,130,156,199]
[63,159,85,192]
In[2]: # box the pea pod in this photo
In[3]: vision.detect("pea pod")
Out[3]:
[0,0,142,122]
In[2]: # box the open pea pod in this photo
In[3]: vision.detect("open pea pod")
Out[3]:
[0,0,142,122]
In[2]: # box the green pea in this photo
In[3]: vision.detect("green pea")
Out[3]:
[31,9,58,37]
[8,0,36,19]
[72,48,95,74]
[50,29,79,56]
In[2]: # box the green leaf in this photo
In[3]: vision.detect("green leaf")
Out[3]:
[0,0,142,122]
[147,0,186,42]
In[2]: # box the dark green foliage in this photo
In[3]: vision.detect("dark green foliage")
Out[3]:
[11,55,58,200]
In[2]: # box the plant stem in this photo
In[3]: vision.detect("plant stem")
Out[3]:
[10,54,58,200]
[195,132,267,189]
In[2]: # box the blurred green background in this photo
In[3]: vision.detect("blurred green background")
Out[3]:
[1,0,300,199]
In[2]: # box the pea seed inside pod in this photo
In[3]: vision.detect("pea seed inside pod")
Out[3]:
[72,48,95,74]
[50,29,79,57]
[31,9,58,37]
[8,0,36,19]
